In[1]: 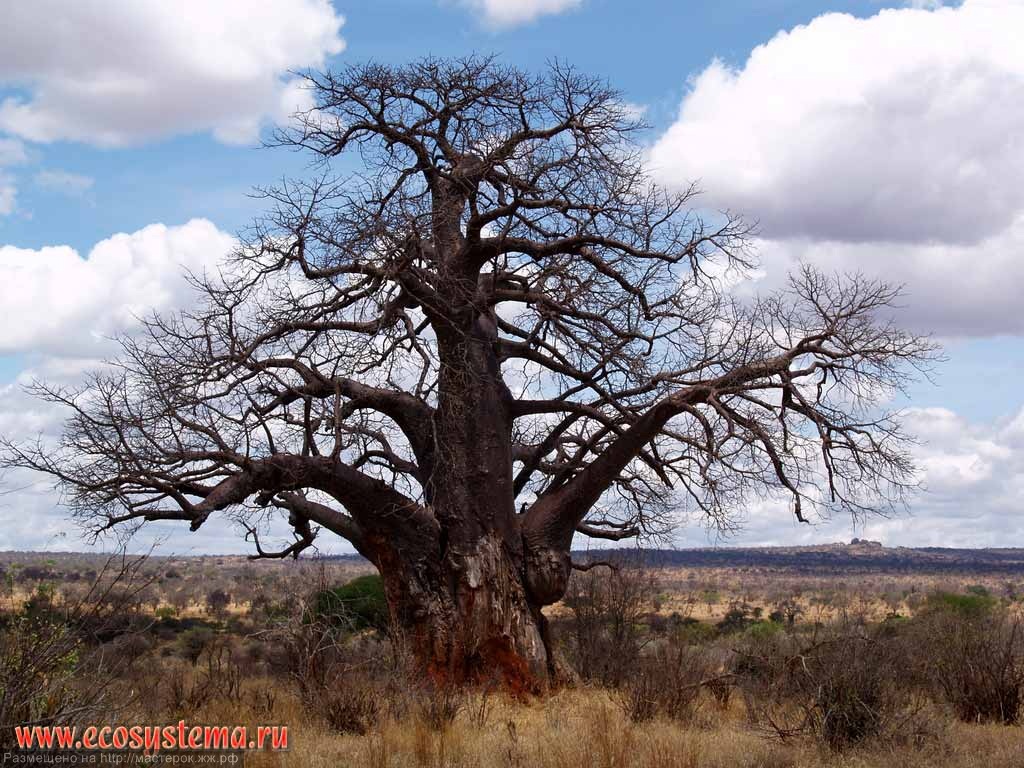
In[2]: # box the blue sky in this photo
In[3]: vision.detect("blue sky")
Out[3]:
[1,0,1023,554]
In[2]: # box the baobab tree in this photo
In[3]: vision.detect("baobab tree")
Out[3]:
[1,58,934,687]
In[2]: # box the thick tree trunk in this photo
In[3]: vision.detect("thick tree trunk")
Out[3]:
[361,311,572,690]
[380,533,551,690]
[362,510,567,690]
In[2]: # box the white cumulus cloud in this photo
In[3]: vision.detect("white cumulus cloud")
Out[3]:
[649,0,1024,245]
[456,0,581,28]
[0,0,346,147]
[0,219,235,356]
[737,212,1024,337]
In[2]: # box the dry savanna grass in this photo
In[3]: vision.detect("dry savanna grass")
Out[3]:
[3,550,1024,768]
[196,683,1024,768]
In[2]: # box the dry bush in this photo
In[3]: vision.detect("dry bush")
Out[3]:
[257,572,389,735]
[0,553,153,746]
[410,679,467,731]
[246,683,278,718]
[196,637,244,704]
[308,679,381,735]
[618,643,718,723]
[273,584,355,687]
[164,665,215,717]
[913,594,1024,724]
[619,673,661,723]
[561,566,653,686]
[163,636,245,717]
[735,621,920,751]
[205,588,232,619]
[179,625,215,665]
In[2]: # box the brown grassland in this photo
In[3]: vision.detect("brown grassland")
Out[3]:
[2,545,1023,768]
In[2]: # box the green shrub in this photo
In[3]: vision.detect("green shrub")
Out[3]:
[673,618,717,646]
[926,591,997,618]
[312,575,389,633]
[746,620,784,640]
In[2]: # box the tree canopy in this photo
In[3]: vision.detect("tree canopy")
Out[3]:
[0,57,937,682]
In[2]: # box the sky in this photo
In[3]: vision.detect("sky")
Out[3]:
[0,0,1022,554]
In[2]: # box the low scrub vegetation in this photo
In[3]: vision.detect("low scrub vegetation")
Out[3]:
[1,554,1022,766]
[913,591,1024,724]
